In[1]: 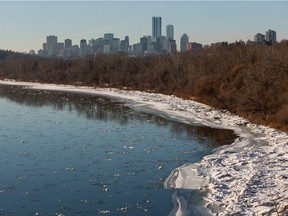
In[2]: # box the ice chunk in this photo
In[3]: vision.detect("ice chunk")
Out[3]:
[164,164,208,190]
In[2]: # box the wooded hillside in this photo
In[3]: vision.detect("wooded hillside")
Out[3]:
[1,42,288,131]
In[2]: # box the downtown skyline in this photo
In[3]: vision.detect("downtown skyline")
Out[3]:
[37,21,277,58]
[1,1,288,53]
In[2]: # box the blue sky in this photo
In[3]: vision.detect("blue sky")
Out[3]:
[0,1,288,52]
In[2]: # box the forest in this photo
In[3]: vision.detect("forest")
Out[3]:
[0,41,288,132]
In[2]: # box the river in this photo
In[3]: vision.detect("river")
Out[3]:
[0,84,237,215]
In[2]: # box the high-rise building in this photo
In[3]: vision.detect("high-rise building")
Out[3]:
[265,29,277,44]
[168,40,177,54]
[158,36,167,52]
[65,39,72,48]
[152,17,162,38]
[254,33,265,44]
[46,35,57,56]
[80,39,88,56]
[166,24,174,40]
[63,39,73,57]
[125,36,129,46]
[133,43,143,56]
[42,43,47,51]
[103,43,111,53]
[56,43,64,56]
[180,34,189,52]
[120,40,129,52]
[119,36,130,53]
[140,36,148,53]
[93,38,105,53]
[104,33,114,42]
[112,38,120,52]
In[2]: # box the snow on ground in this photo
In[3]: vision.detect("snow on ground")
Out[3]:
[1,80,287,215]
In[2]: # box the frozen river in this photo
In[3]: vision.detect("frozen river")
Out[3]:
[0,85,237,215]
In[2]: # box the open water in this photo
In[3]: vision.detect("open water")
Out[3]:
[0,85,236,215]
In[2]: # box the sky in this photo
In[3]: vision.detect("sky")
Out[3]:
[0,1,288,52]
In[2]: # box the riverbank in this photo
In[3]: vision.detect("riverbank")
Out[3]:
[0,79,287,215]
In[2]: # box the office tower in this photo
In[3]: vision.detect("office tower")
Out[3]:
[112,38,120,52]
[133,43,143,56]
[158,36,167,52]
[65,39,72,48]
[125,36,129,46]
[254,33,265,44]
[120,40,129,52]
[166,24,174,40]
[46,35,57,56]
[80,39,87,56]
[180,34,189,52]
[42,43,47,51]
[265,29,277,44]
[152,16,162,38]
[104,33,114,42]
[103,43,111,53]
[168,40,177,54]
[56,43,64,55]
[140,36,148,53]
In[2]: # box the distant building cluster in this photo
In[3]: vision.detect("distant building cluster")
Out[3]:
[37,16,204,58]
[254,29,277,44]
[36,17,278,58]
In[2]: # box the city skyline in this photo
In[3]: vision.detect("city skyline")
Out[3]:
[1,1,288,53]
[37,25,278,58]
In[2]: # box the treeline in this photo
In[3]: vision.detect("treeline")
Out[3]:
[0,49,26,60]
[0,42,288,131]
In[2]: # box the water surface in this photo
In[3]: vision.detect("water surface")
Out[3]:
[0,85,236,215]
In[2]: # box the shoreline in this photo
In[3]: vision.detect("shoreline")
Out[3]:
[0,79,287,215]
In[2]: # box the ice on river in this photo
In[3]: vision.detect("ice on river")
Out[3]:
[1,79,287,215]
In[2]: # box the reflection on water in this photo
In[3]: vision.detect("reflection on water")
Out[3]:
[0,85,237,146]
[0,84,237,215]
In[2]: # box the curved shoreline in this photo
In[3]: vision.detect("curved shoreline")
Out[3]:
[1,80,287,215]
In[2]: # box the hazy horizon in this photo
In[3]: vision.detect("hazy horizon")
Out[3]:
[1,1,288,52]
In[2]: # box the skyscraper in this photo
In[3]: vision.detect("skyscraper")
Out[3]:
[152,17,162,38]
[166,24,174,40]
[180,34,189,52]
[254,33,265,44]
[265,29,277,44]
[46,35,57,56]
[104,33,114,42]
[64,39,72,57]
[125,36,129,46]
[140,36,148,53]
[168,40,177,54]
[65,39,72,48]
[80,39,87,56]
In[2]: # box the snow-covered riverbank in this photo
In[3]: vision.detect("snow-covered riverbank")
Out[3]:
[0,80,287,215]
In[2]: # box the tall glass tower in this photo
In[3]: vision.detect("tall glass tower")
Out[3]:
[180,34,189,52]
[46,35,57,56]
[80,39,87,57]
[152,17,162,38]
[166,24,174,40]
[265,29,277,44]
